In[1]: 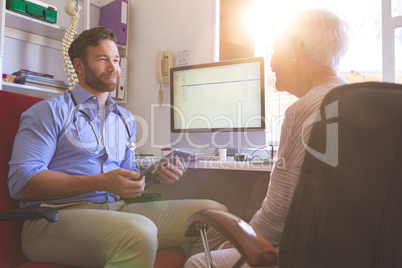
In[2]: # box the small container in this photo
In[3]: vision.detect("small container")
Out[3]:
[2,74,16,83]
[6,0,57,24]
[161,147,172,156]
[218,149,227,161]
[234,154,249,161]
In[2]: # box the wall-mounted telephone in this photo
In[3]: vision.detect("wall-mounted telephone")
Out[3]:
[155,50,174,84]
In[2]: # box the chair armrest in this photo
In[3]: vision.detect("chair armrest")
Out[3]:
[185,208,277,267]
[0,207,59,222]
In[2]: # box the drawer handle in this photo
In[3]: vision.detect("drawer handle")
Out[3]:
[26,4,46,19]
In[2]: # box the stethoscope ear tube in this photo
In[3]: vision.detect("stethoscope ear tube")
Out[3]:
[74,119,101,154]
[68,90,136,153]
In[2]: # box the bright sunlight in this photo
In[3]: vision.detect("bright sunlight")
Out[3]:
[239,0,384,143]
[242,0,382,75]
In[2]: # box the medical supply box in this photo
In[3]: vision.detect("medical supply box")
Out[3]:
[6,0,57,24]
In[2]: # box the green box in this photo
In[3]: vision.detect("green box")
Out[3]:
[6,0,57,24]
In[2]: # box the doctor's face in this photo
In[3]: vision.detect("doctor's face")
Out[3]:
[83,39,120,92]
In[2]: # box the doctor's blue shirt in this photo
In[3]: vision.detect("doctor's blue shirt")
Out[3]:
[8,85,139,208]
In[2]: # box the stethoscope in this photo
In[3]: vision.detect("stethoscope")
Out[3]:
[68,91,136,154]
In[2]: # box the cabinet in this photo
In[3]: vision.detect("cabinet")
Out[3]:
[0,0,128,102]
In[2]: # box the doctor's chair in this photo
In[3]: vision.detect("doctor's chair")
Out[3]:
[0,90,185,268]
[185,82,402,268]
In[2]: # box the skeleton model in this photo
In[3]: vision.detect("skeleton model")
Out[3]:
[62,1,81,90]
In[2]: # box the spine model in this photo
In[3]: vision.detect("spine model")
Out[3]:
[62,1,81,90]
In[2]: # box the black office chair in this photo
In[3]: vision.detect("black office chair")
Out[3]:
[185,82,402,268]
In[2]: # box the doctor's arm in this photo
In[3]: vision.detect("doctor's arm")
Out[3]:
[8,103,144,202]
[19,168,145,201]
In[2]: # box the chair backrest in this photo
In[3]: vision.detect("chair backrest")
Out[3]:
[280,82,402,268]
[0,91,44,267]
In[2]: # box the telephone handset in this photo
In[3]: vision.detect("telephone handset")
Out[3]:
[155,51,174,84]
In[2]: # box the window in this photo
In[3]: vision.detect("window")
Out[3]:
[384,0,402,82]
[392,0,402,17]
[219,0,402,143]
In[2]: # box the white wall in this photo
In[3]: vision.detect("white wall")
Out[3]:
[122,0,217,155]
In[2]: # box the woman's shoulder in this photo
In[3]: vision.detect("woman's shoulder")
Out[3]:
[305,83,341,99]
[296,83,344,107]
[285,83,344,121]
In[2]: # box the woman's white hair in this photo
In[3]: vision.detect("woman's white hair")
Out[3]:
[281,9,350,72]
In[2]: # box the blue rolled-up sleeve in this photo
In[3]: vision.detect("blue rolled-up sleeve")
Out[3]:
[8,100,60,200]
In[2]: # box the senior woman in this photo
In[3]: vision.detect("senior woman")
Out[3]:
[185,8,350,268]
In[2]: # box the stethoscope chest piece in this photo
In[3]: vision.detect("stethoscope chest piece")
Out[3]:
[127,140,136,150]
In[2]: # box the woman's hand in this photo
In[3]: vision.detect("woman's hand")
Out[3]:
[221,241,234,249]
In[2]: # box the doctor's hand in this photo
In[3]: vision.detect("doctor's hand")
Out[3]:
[101,168,145,198]
[154,157,185,184]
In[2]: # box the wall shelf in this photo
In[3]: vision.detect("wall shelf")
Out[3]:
[5,10,66,41]
[2,82,65,99]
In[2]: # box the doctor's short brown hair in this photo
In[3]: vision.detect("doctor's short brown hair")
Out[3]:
[68,26,117,64]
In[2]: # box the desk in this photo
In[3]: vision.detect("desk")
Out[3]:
[137,157,273,172]
[142,159,272,221]
[187,159,272,172]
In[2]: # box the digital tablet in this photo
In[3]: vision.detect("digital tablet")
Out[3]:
[139,149,191,182]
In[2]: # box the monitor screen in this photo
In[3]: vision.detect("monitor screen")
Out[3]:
[170,57,266,149]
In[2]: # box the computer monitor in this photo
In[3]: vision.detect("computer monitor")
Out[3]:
[170,57,267,150]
